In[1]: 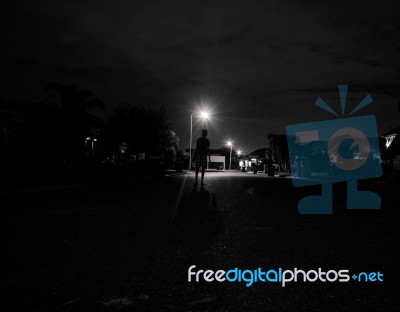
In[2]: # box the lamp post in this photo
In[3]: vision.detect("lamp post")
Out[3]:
[227,141,233,170]
[92,138,97,150]
[189,114,193,171]
[189,111,210,171]
[85,137,91,149]
[237,150,242,170]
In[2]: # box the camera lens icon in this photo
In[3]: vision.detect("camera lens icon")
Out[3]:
[327,127,370,171]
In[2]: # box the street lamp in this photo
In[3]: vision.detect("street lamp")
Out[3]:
[189,110,210,171]
[199,111,210,119]
[227,141,233,170]
[92,138,97,150]
[85,137,91,149]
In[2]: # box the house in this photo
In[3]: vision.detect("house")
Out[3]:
[186,148,226,170]
[247,147,267,166]
[208,149,226,170]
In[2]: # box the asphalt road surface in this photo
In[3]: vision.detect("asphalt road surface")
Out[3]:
[2,171,399,311]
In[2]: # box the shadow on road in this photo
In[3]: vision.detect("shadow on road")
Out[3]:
[169,188,223,249]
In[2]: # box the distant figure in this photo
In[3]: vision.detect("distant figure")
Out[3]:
[193,129,211,187]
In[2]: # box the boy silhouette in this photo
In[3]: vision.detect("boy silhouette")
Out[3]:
[193,129,211,187]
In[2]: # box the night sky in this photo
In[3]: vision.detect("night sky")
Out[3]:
[2,0,400,154]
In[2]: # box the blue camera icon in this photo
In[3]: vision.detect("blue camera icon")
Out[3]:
[286,86,382,214]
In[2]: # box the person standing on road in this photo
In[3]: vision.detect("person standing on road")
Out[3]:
[193,129,211,188]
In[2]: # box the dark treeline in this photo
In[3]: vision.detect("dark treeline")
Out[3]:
[266,133,289,171]
[0,82,179,168]
[105,103,179,167]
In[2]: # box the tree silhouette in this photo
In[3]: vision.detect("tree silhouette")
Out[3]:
[106,103,179,160]
[267,133,289,170]
[45,82,104,114]
[45,82,104,163]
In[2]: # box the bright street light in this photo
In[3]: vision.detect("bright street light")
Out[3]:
[237,150,242,156]
[199,111,210,120]
[189,110,211,171]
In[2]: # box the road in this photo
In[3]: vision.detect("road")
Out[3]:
[2,171,399,311]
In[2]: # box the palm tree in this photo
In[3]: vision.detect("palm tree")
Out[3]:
[45,82,104,115]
